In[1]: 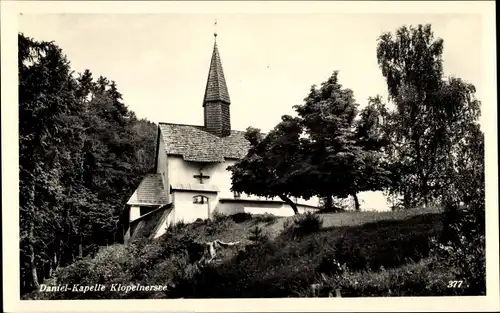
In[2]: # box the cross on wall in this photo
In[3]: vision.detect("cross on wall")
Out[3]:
[193,169,210,184]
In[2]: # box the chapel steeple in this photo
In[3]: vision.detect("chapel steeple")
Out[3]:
[203,29,231,137]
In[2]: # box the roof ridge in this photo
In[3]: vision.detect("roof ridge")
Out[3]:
[158,122,204,127]
[158,123,249,133]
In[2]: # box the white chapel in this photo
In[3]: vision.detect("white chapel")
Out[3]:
[124,34,319,242]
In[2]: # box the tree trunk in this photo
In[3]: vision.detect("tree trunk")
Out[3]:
[79,236,83,258]
[49,253,55,277]
[278,194,299,215]
[28,222,39,289]
[422,179,429,208]
[352,193,360,212]
[26,178,40,289]
[50,242,61,277]
[47,258,52,278]
[325,195,333,211]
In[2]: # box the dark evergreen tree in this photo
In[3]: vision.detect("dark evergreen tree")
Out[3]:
[18,33,157,294]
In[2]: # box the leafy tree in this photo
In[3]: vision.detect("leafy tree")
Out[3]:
[293,71,358,210]
[377,23,485,294]
[229,71,391,212]
[294,71,390,211]
[228,116,306,215]
[350,97,392,210]
[376,24,482,207]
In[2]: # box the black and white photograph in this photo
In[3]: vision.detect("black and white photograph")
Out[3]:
[2,1,498,312]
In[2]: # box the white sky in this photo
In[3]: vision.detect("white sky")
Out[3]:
[18,13,484,133]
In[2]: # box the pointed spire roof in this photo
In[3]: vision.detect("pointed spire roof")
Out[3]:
[203,36,231,105]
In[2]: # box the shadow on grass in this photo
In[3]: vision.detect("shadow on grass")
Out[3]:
[318,212,444,233]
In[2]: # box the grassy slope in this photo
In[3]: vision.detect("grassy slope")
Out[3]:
[182,206,443,244]
[29,206,456,299]
[171,206,450,298]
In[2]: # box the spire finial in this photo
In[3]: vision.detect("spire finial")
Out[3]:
[214,18,218,40]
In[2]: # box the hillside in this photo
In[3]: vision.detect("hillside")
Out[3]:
[27,206,473,299]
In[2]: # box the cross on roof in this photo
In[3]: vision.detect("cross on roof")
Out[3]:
[194,169,210,184]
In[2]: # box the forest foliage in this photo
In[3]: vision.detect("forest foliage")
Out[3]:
[19,33,157,294]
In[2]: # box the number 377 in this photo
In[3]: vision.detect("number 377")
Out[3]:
[447,280,464,288]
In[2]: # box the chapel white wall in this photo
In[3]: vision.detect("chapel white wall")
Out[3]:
[130,206,141,222]
[156,132,170,203]
[167,156,320,207]
[167,156,231,196]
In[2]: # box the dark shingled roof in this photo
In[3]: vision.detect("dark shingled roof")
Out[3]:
[203,41,230,105]
[127,174,168,205]
[159,123,251,162]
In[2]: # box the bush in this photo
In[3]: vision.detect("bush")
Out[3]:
[49,245,131,299]
[253,213,277,225]
[230,212,253,223]
[194,218,205,224]
[212,211,228,223]
[160,227,197,256]
[125,252,196,299]
[431,200,485,295]
[295,212,323,231]
[205,215,235,236]
[248,226,268,243]
[283,212,323,238]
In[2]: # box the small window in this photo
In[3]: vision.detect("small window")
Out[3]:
[193,195,206,204]
[233,191,241,199]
